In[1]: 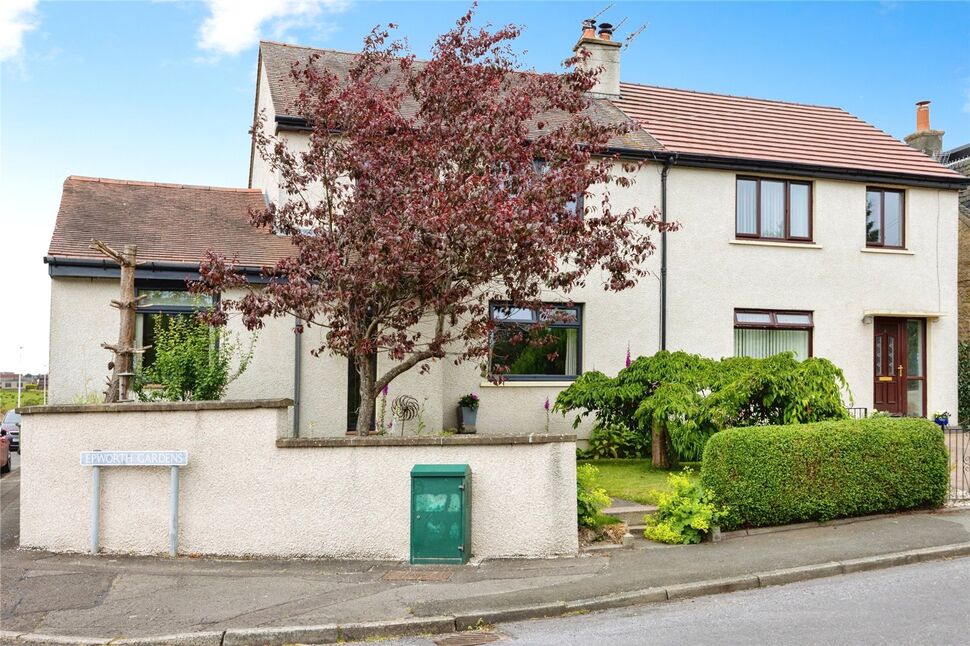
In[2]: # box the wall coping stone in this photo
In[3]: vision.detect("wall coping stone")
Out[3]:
[277,433,576,448]
[19,398,294,415]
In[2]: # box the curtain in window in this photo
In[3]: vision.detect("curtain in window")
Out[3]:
[883,191,903,246]
[734,328,810,361]
[760,181,785,238]
[737,179,757,235]
[789,184,809,238]
[564,329,578,375]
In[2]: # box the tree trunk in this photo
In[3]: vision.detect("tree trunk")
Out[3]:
[114,244,137,401]
[355,354,377,436]
[651,423,670,469]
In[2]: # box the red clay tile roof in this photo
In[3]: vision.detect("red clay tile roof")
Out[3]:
[613,83,964,181]
[48,176,294,267]
[260,41,961,182]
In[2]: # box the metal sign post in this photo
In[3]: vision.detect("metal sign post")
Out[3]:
[81,450,188,557]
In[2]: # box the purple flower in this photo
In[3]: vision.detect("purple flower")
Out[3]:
[544,396,550,411]
[381,384,389,397]
[625,345,632,368]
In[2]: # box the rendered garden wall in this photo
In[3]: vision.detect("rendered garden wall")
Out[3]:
[19,399,578,560]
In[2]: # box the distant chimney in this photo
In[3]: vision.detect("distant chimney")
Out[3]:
[905,100,944,160]
[574,20,622,99]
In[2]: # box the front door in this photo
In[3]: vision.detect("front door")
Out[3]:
[873,318,926,417]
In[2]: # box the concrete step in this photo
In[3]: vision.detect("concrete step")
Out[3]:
[603,503,657,526]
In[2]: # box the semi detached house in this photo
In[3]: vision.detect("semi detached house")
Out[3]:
[45,24,968,437]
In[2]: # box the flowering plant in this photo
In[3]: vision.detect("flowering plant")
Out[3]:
[458,393,479,410]
[932,410,950,420]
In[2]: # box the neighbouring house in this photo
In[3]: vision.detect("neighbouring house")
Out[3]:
[938,143,970,342]
[0,373,18,390]
[45,22,968,436]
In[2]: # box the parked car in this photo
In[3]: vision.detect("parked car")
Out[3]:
[1,410,20,452]
[0,431,9,474]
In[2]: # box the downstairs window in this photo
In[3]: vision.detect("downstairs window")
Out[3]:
[734,309,813,361]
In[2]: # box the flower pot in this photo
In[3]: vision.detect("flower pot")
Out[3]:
[934,417,949,429]
[458,406,477,434]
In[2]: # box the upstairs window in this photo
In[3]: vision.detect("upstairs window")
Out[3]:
[734,309,813,361]
[866,188,905,248]
[490,303,581,380]
[736,177,812,242]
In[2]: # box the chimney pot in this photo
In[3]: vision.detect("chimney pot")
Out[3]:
[598,22,614,41]
[904,99,944,160]
[582,18,596,39]
[916,100,931,132]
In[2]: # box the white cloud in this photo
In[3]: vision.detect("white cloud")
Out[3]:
[198,0,348,56]
[0,0,38,62]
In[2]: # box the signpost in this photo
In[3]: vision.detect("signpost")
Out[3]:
[81,450,188,556]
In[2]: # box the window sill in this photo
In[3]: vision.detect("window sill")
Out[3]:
[730,240,822,250]
[861,247,913,256]
[479,380,576,388]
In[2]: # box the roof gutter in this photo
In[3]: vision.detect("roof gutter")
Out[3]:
[44,256,274,283]
[606,147,970,191]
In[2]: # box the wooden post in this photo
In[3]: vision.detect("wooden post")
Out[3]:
[90,240,148,402]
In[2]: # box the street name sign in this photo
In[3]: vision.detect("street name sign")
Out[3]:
[80,450,188,467]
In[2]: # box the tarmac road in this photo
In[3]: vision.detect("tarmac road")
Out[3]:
[386,557,970,646]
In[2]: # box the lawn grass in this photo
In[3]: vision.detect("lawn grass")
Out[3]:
[1,389,45,414]
[578,459,701,506]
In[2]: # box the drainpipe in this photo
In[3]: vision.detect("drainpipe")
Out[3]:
[293,316,302,438]
[659,155,676,351]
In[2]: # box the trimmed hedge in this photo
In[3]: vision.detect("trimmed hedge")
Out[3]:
[701,417,949,531]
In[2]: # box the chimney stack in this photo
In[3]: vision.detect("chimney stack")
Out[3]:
[905,100,944,160]
[574,19,622,99]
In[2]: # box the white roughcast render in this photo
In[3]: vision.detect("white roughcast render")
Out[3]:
[19,401,578,560]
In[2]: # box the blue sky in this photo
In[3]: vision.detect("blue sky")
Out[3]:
[1,0,969,373]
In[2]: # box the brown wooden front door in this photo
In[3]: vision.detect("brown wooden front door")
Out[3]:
[873,318,904,415]
[873,317,927,417]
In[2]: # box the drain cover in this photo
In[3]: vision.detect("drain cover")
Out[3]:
[434,632,503,646]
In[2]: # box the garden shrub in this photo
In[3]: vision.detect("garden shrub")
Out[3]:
[135,315,254,401]
[643,469,727,544]
[959,341,969,427]
[577,463,612,527]
[701,417,949,530]
[557,350,850,465]
[579,423,650,459]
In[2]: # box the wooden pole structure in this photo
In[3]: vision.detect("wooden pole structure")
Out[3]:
[90,240,149,402]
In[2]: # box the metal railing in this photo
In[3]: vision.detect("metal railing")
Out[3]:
[846,407,868,419]
[945,427,969,503]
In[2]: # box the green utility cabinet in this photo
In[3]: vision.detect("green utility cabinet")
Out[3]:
[410,464,471,564]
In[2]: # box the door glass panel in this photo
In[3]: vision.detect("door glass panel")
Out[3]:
[874,334,883,375]
[906,320,924,376]
[760,181,785,238]
[907,380,924,417]
[884,191,903,247]
[886,335,895,375]
[736,179,757,235]
[789,184,810,238]
[866,191,882,243]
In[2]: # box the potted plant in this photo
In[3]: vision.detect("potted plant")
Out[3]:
[932,410,950,430]
[457,393,479,434]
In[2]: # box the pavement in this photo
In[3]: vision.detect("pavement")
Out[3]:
[2,466,970,644]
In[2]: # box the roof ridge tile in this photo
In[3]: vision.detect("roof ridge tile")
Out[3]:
[65,175,263,193]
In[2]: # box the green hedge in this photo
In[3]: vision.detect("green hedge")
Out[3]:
[701,418,949,531]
